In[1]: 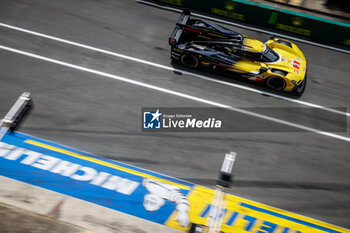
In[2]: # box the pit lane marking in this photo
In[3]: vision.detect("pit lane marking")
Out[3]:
[0,22,348,117]
[1,44,349,143]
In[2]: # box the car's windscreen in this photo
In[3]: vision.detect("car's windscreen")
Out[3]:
[244,47,279,63]
[261,47,279,62]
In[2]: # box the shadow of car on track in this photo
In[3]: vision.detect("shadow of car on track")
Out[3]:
[170,60,305,99]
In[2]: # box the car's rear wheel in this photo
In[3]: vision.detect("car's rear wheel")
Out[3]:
[180,54,199,68]
[266,76,286,91]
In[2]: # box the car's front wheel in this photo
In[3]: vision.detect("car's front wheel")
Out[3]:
[266,76,286,91]
[180,54,199,68]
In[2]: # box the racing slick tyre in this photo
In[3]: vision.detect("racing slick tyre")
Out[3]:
[180,54,199,68]
[266,76,286,91]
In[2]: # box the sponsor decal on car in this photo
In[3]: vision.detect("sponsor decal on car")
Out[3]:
[291,59,300,69]
[248,76,266,82]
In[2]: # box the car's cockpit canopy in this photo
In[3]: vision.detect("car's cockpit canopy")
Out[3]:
[237,38,279,62]
[239,46,280,63]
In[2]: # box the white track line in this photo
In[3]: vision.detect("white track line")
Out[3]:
[0,22,349,117]
[136,0,350,55]
[0,44,349,142]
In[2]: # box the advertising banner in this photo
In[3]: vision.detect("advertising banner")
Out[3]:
[0,132,348,232]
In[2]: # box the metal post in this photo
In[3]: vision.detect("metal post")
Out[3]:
[0,92,32,140]
[188,152,237,233]
[207,152,236,233]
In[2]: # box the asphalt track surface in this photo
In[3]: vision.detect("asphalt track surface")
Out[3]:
[0,0,349,229]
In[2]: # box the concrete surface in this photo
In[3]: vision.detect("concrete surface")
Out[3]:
[0,176,181,233]
[0,202,88,233]
[0,0,349,231]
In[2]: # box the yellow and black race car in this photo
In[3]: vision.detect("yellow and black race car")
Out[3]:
[169,10,307,95]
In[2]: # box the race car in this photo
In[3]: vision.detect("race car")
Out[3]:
[169,9,307,94]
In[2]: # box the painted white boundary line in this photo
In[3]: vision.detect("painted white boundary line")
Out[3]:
[136,0,350,55]
[0,22,348,117]
[1,44,349,142]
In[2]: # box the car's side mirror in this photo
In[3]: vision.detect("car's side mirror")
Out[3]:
[259,67,268,74]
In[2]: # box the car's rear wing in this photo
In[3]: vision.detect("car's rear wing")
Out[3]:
[169,9,191,46]
[169,9,244,46]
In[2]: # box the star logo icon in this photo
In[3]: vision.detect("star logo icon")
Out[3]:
[151,109,162,122]
[142,109,162,129]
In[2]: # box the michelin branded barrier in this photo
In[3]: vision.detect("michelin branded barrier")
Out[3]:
[1,132,349,233]
[153,0,350,49]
